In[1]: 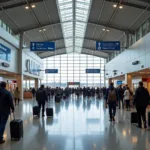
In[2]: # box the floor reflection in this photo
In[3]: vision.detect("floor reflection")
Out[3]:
[1,95,150,150]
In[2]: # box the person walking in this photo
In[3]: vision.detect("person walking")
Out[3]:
[14,87,20,106]
[0,82,15,144]
[124,87,130,111]
[36,85,47,117]
[133,81,150,129]
[31,88,36,98]
[106,83,119,122]
[117,85,124,109]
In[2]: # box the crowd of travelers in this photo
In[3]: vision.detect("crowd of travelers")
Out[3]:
[0,81,150,144]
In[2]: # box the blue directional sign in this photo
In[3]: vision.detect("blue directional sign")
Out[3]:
[45,69,58,74]
[117,81,122,85]
[86,69,100,74]
[0,43,11,62]
[96,41,120,51]
[30,42,55,51]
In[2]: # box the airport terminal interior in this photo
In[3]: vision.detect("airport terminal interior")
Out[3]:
[1,0,150,149]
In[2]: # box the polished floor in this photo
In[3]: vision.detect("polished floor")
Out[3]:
[1,95,150,150]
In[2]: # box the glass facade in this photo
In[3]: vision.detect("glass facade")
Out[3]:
[108,16,150,62]
[42,53,105,88]
[0,19,19,40]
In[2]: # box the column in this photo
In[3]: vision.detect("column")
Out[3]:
[125,74,132,89]
[35,78,39,90]
[125,32,130,49]
[17,75,24,100]
[18,33,24,100]
[108,78,112,85]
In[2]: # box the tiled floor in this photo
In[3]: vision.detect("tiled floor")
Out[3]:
[1,95,150,150]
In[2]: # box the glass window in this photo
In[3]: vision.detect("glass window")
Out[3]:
[42,53,105,87]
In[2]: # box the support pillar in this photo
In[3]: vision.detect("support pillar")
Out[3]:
[18,33,24,100]
[125,32,130,49]
[17,75,23,100]
[35,79,39,90]
[125,74,132,89]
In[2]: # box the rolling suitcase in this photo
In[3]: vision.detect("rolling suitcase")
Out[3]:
[46,108,53,117]
[131,112,138,124]
[10,113,23,141]
[33,106,40,117]
[55,95,61,103]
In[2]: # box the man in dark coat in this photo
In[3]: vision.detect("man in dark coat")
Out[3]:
[0,82,14,144]
[36,85,47,117]
[117,85,124,109]
[133,81,150,128]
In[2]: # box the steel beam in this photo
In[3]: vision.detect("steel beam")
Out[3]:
[14,20,134,35]
[0,0,12,3]
[88,21,134,34]
[0,0,43,11]
[14,22,61,35]
[106,0,150,10]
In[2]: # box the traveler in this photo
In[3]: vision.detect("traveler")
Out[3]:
[36,85,47,117]
[14,87,20,106]
[117,85,124,109]
[0,82,15,144]
[45,86,50,101]
[106,83,119,122]
[31,88,36,98]
[124,87,130,111]
[133,81,150,129]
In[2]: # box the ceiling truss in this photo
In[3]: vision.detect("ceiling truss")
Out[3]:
[106,0,150,11]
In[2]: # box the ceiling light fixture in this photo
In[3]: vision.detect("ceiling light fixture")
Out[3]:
[31,4,36,8]
[43,29,46,31]
[25,6,29,9]
[113,4,117,8]
[102,28,106,31]
[119,6,123,9]
[107,29,110,32]
[39,29,42,32]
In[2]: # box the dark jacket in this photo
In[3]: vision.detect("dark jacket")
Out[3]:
[106,86,119,102]
[36,88,47,103]
[0,88,14,116]
[133,87,150,107]
[117,87,124,100]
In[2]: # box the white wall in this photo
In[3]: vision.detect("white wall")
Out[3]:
[0,26,43,79]
[105,32,150,78]
[22,49,43,79]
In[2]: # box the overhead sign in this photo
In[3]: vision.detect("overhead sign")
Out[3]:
[0,43,11,62]
[86,69,100,73]
[30,42,55,51]
[45,69,58,73]
[68,82,80,85]
[117,81,122,85]
[96,41,120,51]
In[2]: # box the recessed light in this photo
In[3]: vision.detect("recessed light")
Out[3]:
[107,29,110,32]
[39,29,42,32]
[43,29,46,31]
[102,28,106,31]
[31,4,36,8]
[25,6,29,9]
[119,5,123,9]
[113,4,117,8]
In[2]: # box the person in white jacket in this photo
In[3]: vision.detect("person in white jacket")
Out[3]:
[124,87,130,111]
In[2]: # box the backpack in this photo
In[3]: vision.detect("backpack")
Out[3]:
[36,89,44,101]
[108,89,117,101]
